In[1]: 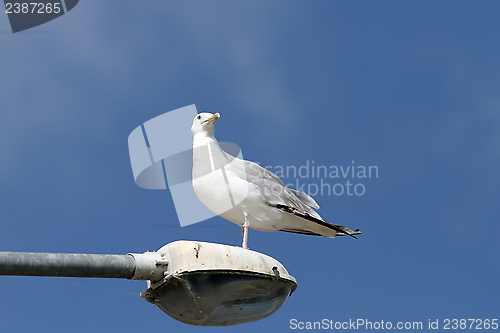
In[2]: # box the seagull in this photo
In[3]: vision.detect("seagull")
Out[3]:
[191,112,361,249]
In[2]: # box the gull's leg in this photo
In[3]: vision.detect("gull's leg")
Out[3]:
[242,212,250,249]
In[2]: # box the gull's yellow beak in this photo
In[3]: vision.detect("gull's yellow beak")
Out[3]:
[203,113,220,125]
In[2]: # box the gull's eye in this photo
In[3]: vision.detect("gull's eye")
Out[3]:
[197,115,201,120]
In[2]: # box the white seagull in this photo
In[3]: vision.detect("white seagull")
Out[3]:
[191,112,361,249]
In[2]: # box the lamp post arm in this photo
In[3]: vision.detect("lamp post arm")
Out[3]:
[0,251,137,279]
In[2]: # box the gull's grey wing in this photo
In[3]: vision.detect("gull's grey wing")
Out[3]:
[227,157,360,238]
[289,188,319,209]
[228,158,322,219]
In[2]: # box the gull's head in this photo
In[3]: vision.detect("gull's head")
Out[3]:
[191,112,220,137]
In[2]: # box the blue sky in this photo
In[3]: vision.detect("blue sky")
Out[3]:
[1,1,499,332]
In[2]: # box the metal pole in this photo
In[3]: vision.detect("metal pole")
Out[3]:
[0,252,136,279]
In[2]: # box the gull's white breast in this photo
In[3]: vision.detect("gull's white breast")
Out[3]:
[192,139,282,232]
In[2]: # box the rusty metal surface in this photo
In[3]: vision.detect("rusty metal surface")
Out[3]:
[156,240,296,285]
[138,240,298,326]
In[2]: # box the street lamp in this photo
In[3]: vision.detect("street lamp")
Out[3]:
[0,240,297,326]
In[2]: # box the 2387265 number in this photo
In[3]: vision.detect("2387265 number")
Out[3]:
[5,3,61,14]
[443,319,498,329]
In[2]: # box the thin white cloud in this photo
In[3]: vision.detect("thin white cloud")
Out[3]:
[0,2,320,179]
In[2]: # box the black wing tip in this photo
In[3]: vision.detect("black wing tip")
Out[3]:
[345,228,361,239]
[330,226,361,239]
[274,204,361,240]
[337,228,359,239]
